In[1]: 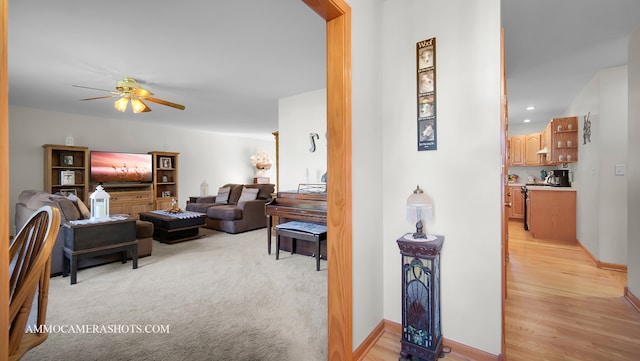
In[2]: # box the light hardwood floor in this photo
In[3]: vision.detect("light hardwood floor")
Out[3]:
[362,221,640,360]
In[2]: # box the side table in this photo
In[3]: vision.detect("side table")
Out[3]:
[189,196,203,204]
[61,216,137,285]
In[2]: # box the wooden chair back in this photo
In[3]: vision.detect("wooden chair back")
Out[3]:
[8,206,60,361]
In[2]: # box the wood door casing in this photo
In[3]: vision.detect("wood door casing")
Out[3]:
[1,0,9,358]
[302,1,353,360]
[500,27,508,357]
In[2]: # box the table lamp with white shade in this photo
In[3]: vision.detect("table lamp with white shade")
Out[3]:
[406,185,434,240]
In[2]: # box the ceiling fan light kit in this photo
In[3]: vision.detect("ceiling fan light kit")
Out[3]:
[131,98,151,113]
[75,77,185,113]
[114,97,129,112]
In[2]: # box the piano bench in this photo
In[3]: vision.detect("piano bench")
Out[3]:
[275,221,327,271]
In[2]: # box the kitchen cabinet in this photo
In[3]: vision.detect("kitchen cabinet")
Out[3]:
[511,186,525,219]
[508,135,525,166]
[545,116,578,164]
[528,188,576,242]
[509,116,578,167]
[506,185,524,220]
[509,133,543,166]
[524,133,543,166]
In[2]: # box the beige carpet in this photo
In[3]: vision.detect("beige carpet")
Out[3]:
[23,228,328,361]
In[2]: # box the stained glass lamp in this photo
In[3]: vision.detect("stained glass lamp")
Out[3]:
[406,185,433,239]
[397,187,443,361]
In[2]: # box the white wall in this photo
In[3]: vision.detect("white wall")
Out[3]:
[565,66,628,264]
[9,106,275,233]
[349,0,385,349]
[508,122,547,136]
[628,25,640,298]
[380,0,502,354]
[278,89,327,191]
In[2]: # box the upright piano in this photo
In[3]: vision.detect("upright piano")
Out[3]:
[265,190,327,258]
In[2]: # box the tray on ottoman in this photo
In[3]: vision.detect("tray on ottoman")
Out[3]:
[139,211,206,244]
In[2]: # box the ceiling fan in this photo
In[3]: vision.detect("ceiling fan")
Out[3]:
[73,77,186,113]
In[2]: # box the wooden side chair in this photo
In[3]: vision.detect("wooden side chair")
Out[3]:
[9,206,60,361]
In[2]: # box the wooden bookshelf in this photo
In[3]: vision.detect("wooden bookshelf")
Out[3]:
[43,144,89,202]
[149,151,179,210]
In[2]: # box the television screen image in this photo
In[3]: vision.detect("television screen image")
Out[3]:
[90,151,153,184]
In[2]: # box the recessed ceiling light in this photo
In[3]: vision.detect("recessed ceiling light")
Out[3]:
[524,119,531,123]
[526,106,535,110]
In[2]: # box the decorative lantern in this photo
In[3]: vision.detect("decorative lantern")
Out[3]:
[406,185,433,239]
[90,185,111,220]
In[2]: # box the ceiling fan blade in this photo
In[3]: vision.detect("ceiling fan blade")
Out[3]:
[72,84,119,94]
[143,96,186,110]
[80,95,117,101]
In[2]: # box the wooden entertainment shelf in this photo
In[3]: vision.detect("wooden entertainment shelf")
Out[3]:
[43,144,89,202]
[98,184,154,219]
[149,151,179,210]
[43,145,180,219]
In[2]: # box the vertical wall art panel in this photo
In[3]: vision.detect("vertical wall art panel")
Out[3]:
[417,38,437,151]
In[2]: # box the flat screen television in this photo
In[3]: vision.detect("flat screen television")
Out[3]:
[90,151,153,184]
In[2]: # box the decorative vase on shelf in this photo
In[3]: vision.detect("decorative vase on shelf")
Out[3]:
[255,163,272,177]
[200,180,209,196]
[250,151,273,178]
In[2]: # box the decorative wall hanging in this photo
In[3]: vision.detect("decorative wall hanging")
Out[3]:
[309,133,319,152]
[417,37,437,151]
[583,112,591,144]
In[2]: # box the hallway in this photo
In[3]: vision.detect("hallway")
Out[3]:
[363,221,640,360]
[504,221,640,360]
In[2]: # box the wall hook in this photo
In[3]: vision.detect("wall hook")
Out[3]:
[309,133,319,152]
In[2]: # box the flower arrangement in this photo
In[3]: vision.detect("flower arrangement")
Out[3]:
[250,151,272,177]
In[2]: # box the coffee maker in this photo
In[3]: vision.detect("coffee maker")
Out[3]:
[547,169,571,187]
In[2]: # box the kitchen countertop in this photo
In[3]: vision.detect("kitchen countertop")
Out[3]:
[507,183,576,191]
[526,185,575,191]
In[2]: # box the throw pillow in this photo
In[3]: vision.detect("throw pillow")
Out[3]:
[55,197,81,221]
[67,193,92,219]
[237,187,259,203]
[215,187,231,204]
